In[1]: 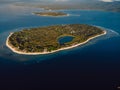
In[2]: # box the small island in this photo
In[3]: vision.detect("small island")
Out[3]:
[6,24,106,55]
[33,12,68,17]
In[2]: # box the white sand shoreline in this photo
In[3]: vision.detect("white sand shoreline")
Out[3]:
[6,30,107,55]
[32,12,70,17]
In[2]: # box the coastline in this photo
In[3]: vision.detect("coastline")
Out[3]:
[6,30,107,55]
[32,13,70,17]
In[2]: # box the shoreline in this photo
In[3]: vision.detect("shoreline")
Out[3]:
[32,13,70,17]
[6,30,107,55]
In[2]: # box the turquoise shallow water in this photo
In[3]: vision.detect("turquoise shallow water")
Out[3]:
[0,5,120,89]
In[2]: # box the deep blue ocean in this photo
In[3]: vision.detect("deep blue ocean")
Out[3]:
[0,4,120,90]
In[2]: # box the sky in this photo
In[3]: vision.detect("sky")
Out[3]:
[0,0,120,2]
[0,0,120,5]
[100,0,120,2]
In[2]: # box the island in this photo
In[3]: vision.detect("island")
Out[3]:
[6,24,106,55]
[33,12,68,17]
[15,1,120,12]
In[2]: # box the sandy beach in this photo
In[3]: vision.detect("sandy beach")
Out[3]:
[32,13,70,17]
[6,30,107,55]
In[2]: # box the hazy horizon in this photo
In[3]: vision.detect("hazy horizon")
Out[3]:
[1,0,120,4]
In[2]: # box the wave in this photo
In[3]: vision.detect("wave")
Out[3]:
[93,25,120,37]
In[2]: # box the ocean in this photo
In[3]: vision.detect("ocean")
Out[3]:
[0,5,120,89]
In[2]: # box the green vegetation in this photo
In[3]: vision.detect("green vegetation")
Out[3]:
[8,24,104,52]
[33,12,67,16]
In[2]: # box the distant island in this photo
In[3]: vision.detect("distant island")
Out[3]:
[15,1,120,12]
[33,12,68,17]
[6,24,106,55]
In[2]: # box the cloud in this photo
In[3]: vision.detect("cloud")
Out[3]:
[100,0,113,2]
[0,0,120,4]
[100,0,120,2]
[55,0,69,1]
